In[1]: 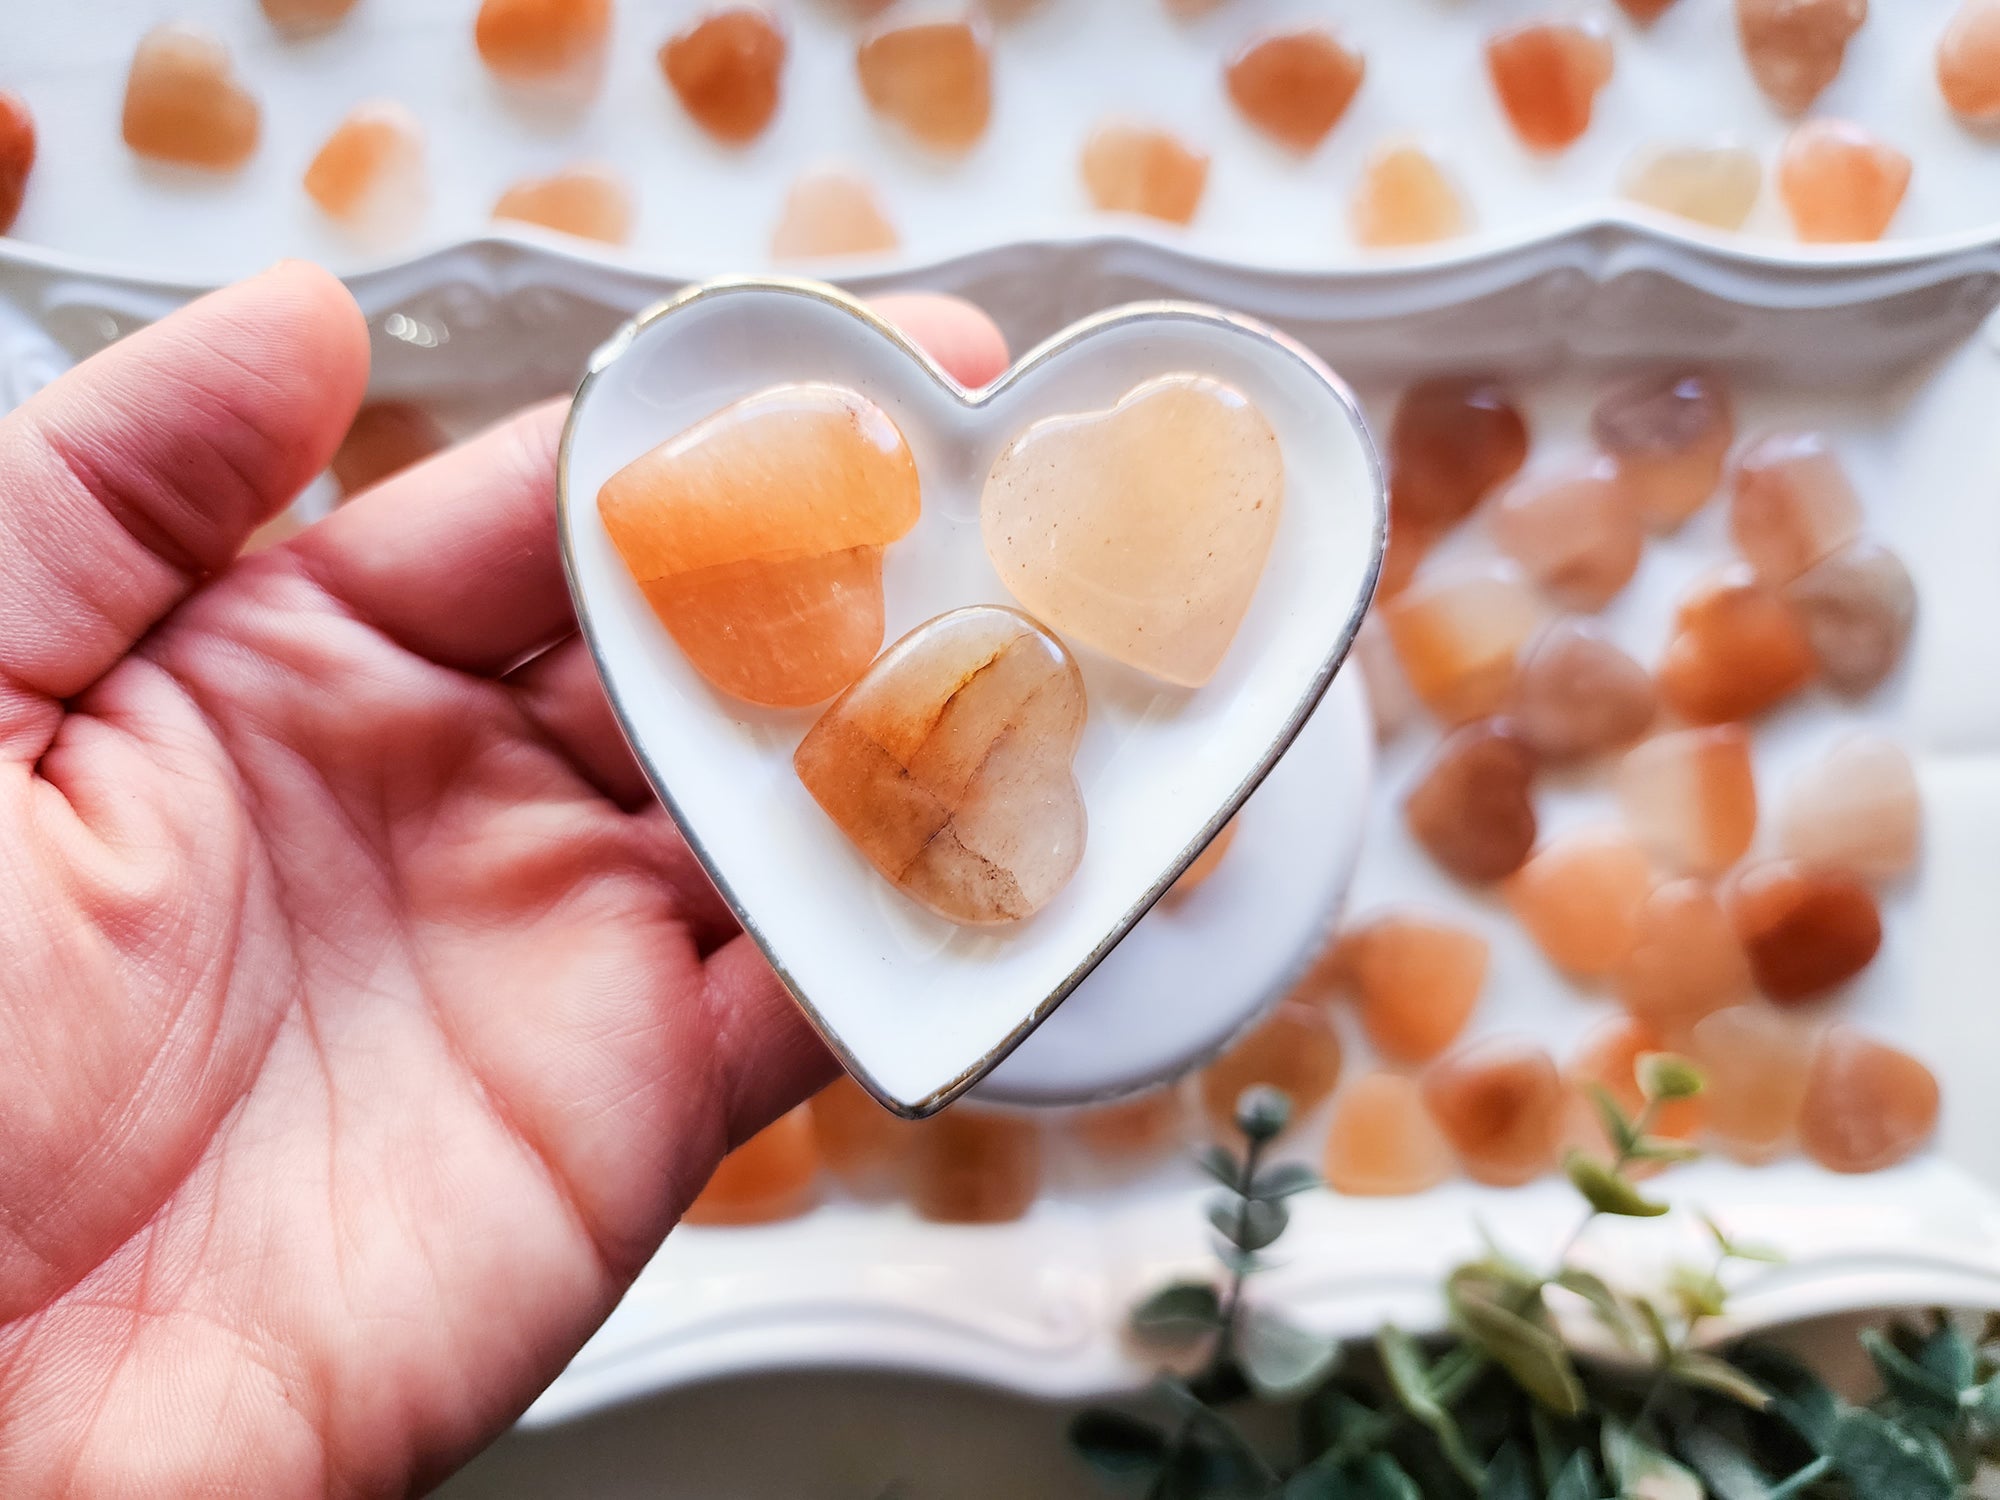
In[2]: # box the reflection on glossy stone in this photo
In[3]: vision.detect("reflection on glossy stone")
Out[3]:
[303,100,425,236]
[1616,879,1754,1037]
[1623,143,1762,230]
[1784,540,1915,695]
[662,8,787,144]
[1485,21,1613,153]
[1506,826,1651,981]
[795,607,1087,926]
[1225,29,1366,151]
[331,401,448,498]
[122,24,262,170]
[1351,142,1468,249]
[1658,564,1816,724]
[475,0,611,84]
[1404,719,1538,884]
[770,169,899,260]
[1512,621,1655,763]
[0,92,34,236]
[909,1107,1043,1223]
[1618,726,1757,877]
[1727,860,1882,1004]
[1324,1073,1456,1196]
[1199,1001,1343,1137]
[856,21,991,152]
[1778,119,1911,243]
[1737,0,1866,115]
[1423,1038,1564,1187]
[1081,123,1210,224]
[1777,734,1920,882]
[1489,461,1644,613]
[1590,371,1734,531]
[682,1105,821,1225]
[1331,908,1487,1064]
[1799,1027,1937,1173]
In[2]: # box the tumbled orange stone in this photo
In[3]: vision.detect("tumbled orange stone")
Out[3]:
[1332,909,1488,1065]
[1566,1016,1705,1144]
[856,21,991,153]
[809,1074,912,1192]
[1731,431,1863,584]
[1616,879,1754,1036]
[494,162,634,245]
[1621,144,1762,232]
[1591,371,1735,531]
[1082,124,1210,224]
[1778,119,1911,243]
[1689,1005,1816,1163]
[1659,564,1817,725]
[331,402,447,498]
[796,607,1087,926]
[1070,1090,1186,1163]
[909,1107,1043,1224]
[1405,720,1539,885]
[1506,827,1651,981]
[1168,819,1239,901]
[1324,1072,1456,1197]
[1385,563,1542,726]
[1727,860,1881,1004]
[1512,621,1656,763]
[599,384,919,708]
[303,101,425,234]
[1225,29,1366,151]
[1784,540,1915,695]
[1199,1001,1344,1137]
[683,1106,820,1225]
[1939,0,2000,124]
[262,0,357,29]
[661,8,786,145]
[1616,0,1682,23]
[1799,1028,1938,1173]
[475,0,611,83]
[1737,0,1867,115]
[1422,1039,1564,1187]
[1489,461,1644,613]
[1618,727,1758,878]
[1351,142,1468,249]
[1777,734,1920,882]
[1485,21,1613,154]
[122,24,261,170]
[0,92,34,236]
[1388,377,1531,529]
[770,169,899,261]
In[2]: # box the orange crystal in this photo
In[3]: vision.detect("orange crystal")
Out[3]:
[1726,860,1882,1004]
[1737,0,1867,115]
[809,1074,913,1192]
[770,169,900,261]
[661,8,786,145]
[1731,430,1863,584]
[682,1106,821,1225]
[1616,879,1754,1036]
[122,24,261,171]
[981,375,1282,688]
[1939,0,2000,124]
[475,0,611,84]
[1618,726,1757,878]
[856,21,991,153]
[303,101,425,236]
[1784,540,1915,695]
[1070,1090,1186,1163]
[1505,827,1651,981]
[1689,1005,1816,1163]
[1590,371,1735,532]
[1798,1028,1938,1173]
[1512,621,1656,763]
[331,402,447,498]
[1488,461,1644,613]
[1388,377,1531,529]
[598,384,919,708]
[1777,733,1919,883]
[909,1107,1043,1224]
[1384,563,1542,726]
[1422,1039,1564,1187]
[1351,142,1469,249]
[1404,720,1539,885]
[1323,1072,1456,1197]
[1566,1016,1704,1144]
[1331,909,1488,1065]
[1081,124,1210,224]
[1485,21,1614,154]
[0,92,33,236]
[1658,564,1817,725]
[261,0,358,31]
[1778,119,1911,243]
[1199,1001,1344,1137]
[494,162,634,245]
[795,607,1087,926]
[1622,144,1762,232]
[1224,29,1366,152]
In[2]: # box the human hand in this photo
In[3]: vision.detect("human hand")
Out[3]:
[0,263,1007,1494]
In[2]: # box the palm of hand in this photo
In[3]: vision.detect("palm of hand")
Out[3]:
[0,266,1003,1494]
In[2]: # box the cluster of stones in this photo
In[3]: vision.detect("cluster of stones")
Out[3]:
[598,375,1282,927]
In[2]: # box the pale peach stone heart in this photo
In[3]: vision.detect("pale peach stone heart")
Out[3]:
[598,383,919,707]
[1081,123,1210,224]
[856,21,992,153]
[493,162,634,245]
[1618,726,1757,878]
[1731,430,1863,583]
[1798,1027,1937,1173]
[1778,119,1911,244]
[1488,460,1644,613]
[794,606,1087,927]
[1777,734,1920,882]
[1505,826,1651,980]
[1621,144,1762,231]
[1939,0,2000,124]
[1323,1072,1456,1196]
[1328,908,1488,1064]
[1565,1016,1705,1145]
[122,24,262,171]
[1616,879,1754,1036]
[981,375,1282,688]
[303,100,425,236]
[1385,562,1543,725]
[1511,620,1656,762]
[1351,142,1469,249]
[1689,1005,1817,1163]
[770,169,899,261]
[1737,0,1867,115]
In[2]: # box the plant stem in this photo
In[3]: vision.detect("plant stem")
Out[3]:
[1553,1097,1663,1269]
[1206,1129,1269,1383]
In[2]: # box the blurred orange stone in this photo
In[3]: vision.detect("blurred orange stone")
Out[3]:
[662,8,786,145]
[1737,0,1867,115]
[0,92,34,236]
[1199,1001,1344,1136]
[493,163,634,244]
[1512,621,1656,764]
[1168,819,1238,901]
[1689,1005,1816,1163]
[303,101,425,236]
[1404,720,1539,885]
[683,1106,821,1225]
[909,1107,1043,1224]
[1616,879,1754,1036]
[1384,562,1542,725]
[1616,0,1681,18]
[1591,371,1735,531]
[1939,0,2000,124]
[1376,515,1439,601]
[1566,1016,1705,1143]
[261,0,358,31]
[1485,21,1613,153]
[1784,540,1916,696]
[809,1074,913,1191]
[331,402,448,498]
[1777,734,1920,883]
[1658,564,1817,725]
[856,21,991,153]
[1422,1039,1564,1187]
[1081,123,1210,224]
[1388,377,1531,529]
[475,0,611,84]
[122,24,262,170]
[1351,142,1468,249]
[1726,860,1881,1004]
[1323,1072,1456,1196]
[1730,431,1863,585]
[771,169,900,260]
[1489,461,1644,613]
[1070,1089,1186,1162]
[1799,1028,1938,1173]
[597,384,919,707]
[1617,726,1757,878]
[1332,909,1488,1065]
[1224,29,1366,151]
[1778,119,1911,243]
[1505,827,1651,981]
[1354,616,1419,743]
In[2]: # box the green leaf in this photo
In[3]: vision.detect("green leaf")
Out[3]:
[1589,1085,1640,1157]
[1860,1328,1962,1429]
[1479,1442,1536,1500]
[1671,1350,1773,1411]
[1207,1195,1288,1253]
[1375,1325,1486,1488]
[1565,1152,1669,1218]
[1551,1268,1639,1350]
[1676,1424,1783,1500]
[1828,1407,1956,1500]
[1352,1453,1423,1500]
[1637,1052,1705,1103]
[1067,1408,1168,1488]
[1235,1085,1291,1143]
[1448,1267,1585,1417]
[1968,1373,2000,1438]
[1764,1455,1833,1500]
[1700,1212,1784,1265]
[1238,1304,1341,1399]
[1129,1281,1224,1347]
[1299,1390,1393,1467]
[1637,1299,1676,1363]
[1249,1161,1322,1201]
[1732,1346,1840,1454]
[1548,1449,1605,1500]
[1668,1264,1728,1321]
[1196,1144,1244,1192]
[1603,1416,1703,1500]
[1915,1319,1977,1393]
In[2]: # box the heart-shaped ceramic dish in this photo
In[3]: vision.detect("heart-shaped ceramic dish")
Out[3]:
[558,278,1384,1116]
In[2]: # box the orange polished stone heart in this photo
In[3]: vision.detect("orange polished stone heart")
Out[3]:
[121,24,261,171]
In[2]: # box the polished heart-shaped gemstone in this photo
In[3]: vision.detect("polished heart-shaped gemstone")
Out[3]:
[122,23,262,171]
[598,384,919,708]
[1658,563,1817,724]
[1800,1028,1938,1174]
[1939,0,2000,124]
[981,375,1283,688]
[1080,123,1211,224]
[1224,28,1366,151]
[1737,0,1866,115]
[1422,1038,1565,1187]
[494,162,634,246]
[1784,539,1916,695]
[661,7,787,145]
[794,606,1087,928]
[856,20,992,153]
[1484,21,1613,154]
[475,0,610,84]
[303,101,425,237]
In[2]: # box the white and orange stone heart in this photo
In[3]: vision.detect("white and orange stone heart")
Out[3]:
[559,280,1382,1113]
